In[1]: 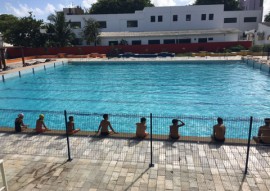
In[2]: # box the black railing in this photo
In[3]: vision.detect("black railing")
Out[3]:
[0,109,269,174]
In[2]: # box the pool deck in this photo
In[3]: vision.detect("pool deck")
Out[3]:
[1,132,270,191]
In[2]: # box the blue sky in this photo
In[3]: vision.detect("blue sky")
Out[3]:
[0,0,269,21]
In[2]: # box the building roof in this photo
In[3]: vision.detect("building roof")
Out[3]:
[99,28,241,38]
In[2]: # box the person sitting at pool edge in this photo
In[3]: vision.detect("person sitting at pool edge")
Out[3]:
[35,114,50,133]
[136,117,148,138]
[67,116,80,135]
[253,118,270,144]
[211,117,226,142]
[97,114,117,136]
[170,119,185,139]
[15,113,28,132]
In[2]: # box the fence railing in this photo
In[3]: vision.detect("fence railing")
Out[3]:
[0,109,269,174]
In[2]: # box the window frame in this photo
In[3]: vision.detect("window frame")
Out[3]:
[201,14,206,21]
[173,15,178,22]
[158,15,163,22]
[209,14,214,20]
[127,20,138,28]
[151,16,155,22]
[186,14,191,21]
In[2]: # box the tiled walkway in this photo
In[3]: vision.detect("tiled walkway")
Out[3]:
[1,133,270,190]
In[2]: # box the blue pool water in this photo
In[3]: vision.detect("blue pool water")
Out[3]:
[0,61,268,137]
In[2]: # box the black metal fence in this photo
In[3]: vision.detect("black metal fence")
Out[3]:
[0,109,269,174]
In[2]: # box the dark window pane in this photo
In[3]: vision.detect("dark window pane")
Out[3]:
[148,40,160,44]
[69,22,81,29]
[244,17,257,22]
[177,39,191,44]
[97,21,107,28]
[158,16,163,22]
[224,18,237,23]
[151,16,155,22]
[164,39,175,44]
[173,15,178,21]
[132,40,141,45]
[201,14,206,21]
[198,38,207,43]
[109,41,118,46]
[209,14,214,20]
[186,14,191,21]
[208,38,213,41]
[127,20,138,27]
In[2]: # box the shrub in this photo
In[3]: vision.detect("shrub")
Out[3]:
[250,44,270,52]
[228,45,246,52]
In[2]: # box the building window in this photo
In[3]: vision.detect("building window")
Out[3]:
[69,22,81,29]
[177,39,191,44]
[97,21,107,28]
[244,17,257,22]
[208,37,213,41]
[127,20,138,28]
[201,14,206,21]
[164,39,175,44]
[132,40,141,45]
[158,16,163,22]
[173,15,178,21]
[186,14,191,21]
[151,16,155,22]
[198,38,207,43]
[109,41,118,46]
[209,14,214,20]
[224,18,237,23]
[148,40,160,44]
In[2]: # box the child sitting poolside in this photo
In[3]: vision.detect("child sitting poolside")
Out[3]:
[67,116,80,135]
[97,114,117,135]
[136,117,148,138]
[35,114,50,133]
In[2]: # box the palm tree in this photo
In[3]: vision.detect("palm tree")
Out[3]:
[47,12,75,47]
[82,18,100,46]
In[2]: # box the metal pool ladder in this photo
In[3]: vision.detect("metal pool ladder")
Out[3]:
[0,159,8,191]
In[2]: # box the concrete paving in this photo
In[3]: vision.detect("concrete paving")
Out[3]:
[0,132,270,190]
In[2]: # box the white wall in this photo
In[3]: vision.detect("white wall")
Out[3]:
[99,33,239,46]
[65,4,261,45]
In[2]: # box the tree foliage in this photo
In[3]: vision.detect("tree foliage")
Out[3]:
[0,14,18,34]
[265,12,270,22]
[89,0,154,14]
[194,0,241,11]
[82,18,100,45]
[2,13,46,47]
[46,12,75,47]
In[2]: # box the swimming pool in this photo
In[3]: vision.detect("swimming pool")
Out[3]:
[0,60,268,137]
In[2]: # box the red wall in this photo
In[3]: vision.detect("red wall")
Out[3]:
[6,41,252,59]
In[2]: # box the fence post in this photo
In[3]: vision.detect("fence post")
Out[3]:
[245,116,253,174]
[149,113,154,167]
[0,159,8,191]
[64,110,72,161]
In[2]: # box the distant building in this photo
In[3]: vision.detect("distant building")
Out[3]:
[64,2,263,46]
[254,23,270,45]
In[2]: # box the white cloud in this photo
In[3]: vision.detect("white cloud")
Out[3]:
[151,0,195,6]
[4,2,60,19]
[82,0,97,8]
[263,0,270,20]
[45,3,56,14]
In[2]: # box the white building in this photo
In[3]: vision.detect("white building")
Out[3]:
[254,22,270,45]
[64,3,263,46]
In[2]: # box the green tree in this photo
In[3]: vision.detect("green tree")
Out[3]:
[265,12,270,22]
[82,18,100,46]
[0,14,18,34]
[46,12,75,47]
[194,0,241,11]
[3,13,46,47]
[89,0,154,14]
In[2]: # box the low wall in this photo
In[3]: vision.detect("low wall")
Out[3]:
[6,41,252,59]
